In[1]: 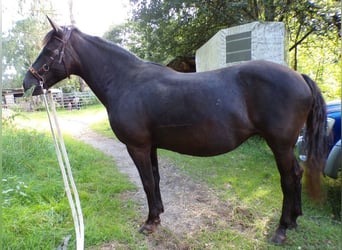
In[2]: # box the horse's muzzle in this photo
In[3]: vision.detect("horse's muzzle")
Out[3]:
[23,75,43,96]
[31,86,44,96]
[23,82,43,96]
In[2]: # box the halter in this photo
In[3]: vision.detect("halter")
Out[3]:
[29,27,73,88]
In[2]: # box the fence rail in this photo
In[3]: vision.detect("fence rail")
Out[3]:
[54,92,99,110]
[4,91,100,111]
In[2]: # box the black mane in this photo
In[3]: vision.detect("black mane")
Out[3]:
[42,26,76,46]
[42,29,55,46]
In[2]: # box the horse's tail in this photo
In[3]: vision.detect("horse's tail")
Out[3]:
[301,74,327,200]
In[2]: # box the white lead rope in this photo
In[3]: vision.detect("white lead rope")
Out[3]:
[41,89,84,250]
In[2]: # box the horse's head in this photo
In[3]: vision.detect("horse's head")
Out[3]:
[23,17,77,95]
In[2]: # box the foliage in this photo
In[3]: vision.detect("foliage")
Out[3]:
[121,0,246,63]
[103,24,127,44]
[2,0,56,88]
[1,0,81,89]
[294,32,341,101]
[108,0,340,64]
[2,17,49,88]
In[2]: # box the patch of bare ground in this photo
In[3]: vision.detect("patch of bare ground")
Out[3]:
[36,113,254,249]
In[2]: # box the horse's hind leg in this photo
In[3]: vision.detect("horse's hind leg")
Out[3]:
[270,147,303,244]
[127,146,163,234]
[150,147,164,214]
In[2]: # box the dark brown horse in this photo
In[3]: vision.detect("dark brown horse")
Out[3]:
[23,18,327,244]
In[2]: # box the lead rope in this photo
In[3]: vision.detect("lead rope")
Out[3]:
[41,85,84,250]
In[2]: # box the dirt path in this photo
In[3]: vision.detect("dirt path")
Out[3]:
[25,111,234,249]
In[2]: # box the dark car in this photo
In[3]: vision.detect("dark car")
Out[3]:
[297,100,341,179]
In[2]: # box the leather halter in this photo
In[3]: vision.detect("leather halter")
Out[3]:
[29,27,73,86]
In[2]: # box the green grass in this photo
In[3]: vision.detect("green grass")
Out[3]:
[90,117,113,138]
[2,122,147,249]
[91,113,341,249]
[160,142,341,249]
[15,104,106,120]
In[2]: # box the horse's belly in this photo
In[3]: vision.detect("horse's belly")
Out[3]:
[154,125,250,157]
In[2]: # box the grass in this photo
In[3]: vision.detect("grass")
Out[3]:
[14,104,106,121]
[2,119,148,249]
[90,116,113,138]
[90,108,341,249]
[160,142,341,249]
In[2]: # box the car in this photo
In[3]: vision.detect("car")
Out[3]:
[297,100,341,179]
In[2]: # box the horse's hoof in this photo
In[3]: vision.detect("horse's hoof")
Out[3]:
[139,224,153,235]
[270,227,287,245]
[139,219,160,235]
[288,222,298,230]
[270,234,286,245]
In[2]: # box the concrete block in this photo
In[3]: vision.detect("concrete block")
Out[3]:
[196,22,287,72]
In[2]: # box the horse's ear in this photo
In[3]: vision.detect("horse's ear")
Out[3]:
[46,16,63,34]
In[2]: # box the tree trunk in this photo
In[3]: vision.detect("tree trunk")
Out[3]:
[293,46,298,71]
[69,0,76,25]
[69,0,87,92]
[79,78,87,92]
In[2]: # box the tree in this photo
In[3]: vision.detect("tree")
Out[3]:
[108,0,340,65]
[282,1,340,70]
[103,24,127,44]
[2,0,82,90]
[123,0,244,63]
[2,0,55,88]
[2,17,50,88]
[67,0,87,92]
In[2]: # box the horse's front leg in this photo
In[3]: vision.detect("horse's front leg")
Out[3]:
[271,149,303,244]
[127,145,163,234]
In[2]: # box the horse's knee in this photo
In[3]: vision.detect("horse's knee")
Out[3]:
[294,158,303,178]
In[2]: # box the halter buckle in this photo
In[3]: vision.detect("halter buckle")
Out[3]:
[43,64,49,71]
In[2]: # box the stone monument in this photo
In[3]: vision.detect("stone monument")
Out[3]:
[196,22,287,72]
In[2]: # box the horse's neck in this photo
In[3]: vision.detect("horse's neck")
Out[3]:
[72,34,142,105]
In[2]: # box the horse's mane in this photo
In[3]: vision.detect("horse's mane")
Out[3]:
[42,26,143,65]
[83,34,140,61]
[42,29,55,46]
[42,26,76,46]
